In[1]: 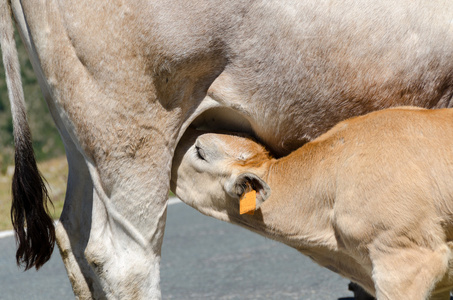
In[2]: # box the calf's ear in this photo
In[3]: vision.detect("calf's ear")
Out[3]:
[225,173,271,207]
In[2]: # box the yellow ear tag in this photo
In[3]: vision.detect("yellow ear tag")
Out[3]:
[240,189,256,215]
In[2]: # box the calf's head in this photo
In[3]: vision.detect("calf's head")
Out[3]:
[171,129,273,221]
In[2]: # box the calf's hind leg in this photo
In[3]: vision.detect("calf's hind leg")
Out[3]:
[370,244,450,300]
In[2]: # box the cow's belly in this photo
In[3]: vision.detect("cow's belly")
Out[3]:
[205,68,453,157]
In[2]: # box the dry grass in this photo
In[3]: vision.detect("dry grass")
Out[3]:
[0,156,68,231]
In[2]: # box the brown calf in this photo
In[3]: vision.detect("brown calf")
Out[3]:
[171,107,453,300]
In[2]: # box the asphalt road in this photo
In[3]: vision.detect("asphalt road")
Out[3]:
[0,200,353,300]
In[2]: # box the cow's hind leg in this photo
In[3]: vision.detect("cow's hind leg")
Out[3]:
[57,144,170,299]
[55,144,104,299]
[80,153,170,299]
[370,244,450,300]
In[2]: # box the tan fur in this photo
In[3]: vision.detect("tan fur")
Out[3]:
[172,107,453,300]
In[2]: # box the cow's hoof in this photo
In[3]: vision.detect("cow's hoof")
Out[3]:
[348,282,376,300]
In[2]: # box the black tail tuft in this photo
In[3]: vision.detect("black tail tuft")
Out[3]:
[11,128,56,270]
[1,0,56,270]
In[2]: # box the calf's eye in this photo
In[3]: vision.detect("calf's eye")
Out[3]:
[195,146,206,161]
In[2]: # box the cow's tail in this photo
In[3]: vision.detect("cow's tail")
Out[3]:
[0,0,55,270]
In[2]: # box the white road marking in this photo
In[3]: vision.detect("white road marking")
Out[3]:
[168,197,182,206]
[0,230,14,239]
